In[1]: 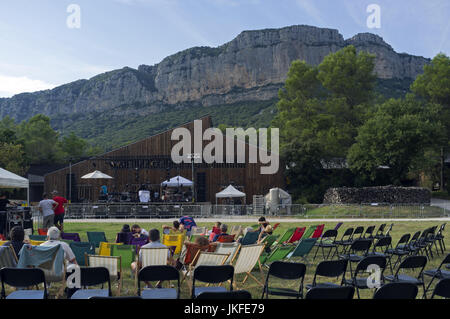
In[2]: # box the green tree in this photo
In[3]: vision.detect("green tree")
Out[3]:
[347,97,444,184]
[318,45,376,107]
[273,46,377,202]
[17,114,62,164]
[59,132,89,161]
[0,142,28,175]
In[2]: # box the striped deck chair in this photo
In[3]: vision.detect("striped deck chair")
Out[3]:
[230,225,243,238]
[86,255,122,296]
[215,242,241,264]
[0,245,18,268]
[99,242,123,256]
[135,247,169,290]
[191,227,207,236]
[182,251,230,285]
[231,244,266,287]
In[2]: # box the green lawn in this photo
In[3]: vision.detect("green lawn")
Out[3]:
[6,220,449,299]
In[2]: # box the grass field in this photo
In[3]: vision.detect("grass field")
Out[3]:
[6,220,449,299]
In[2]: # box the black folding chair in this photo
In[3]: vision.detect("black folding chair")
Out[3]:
[430,278,450,299]
[404,231,421,255]
[363,225,376,239]
[373,282,418,299]
[339,239,372,274]
[196,290,252,299]
[344,255,387,299]
[261,261,306,299]
[306,259,348,290]
[138,265,180,299]
[70,267,111,299]
[0,268,47,299]
[89,296,142,299]
[384,255,427,298]
[333,227,354,257]
[192,265,234,299]
[423,253,450,298]
[414,228,434,259]
[352,226,365,240]
[305,286,355,299]
[386,233,411,272]
[424,226,439,257]
[434,223,446,255]
[313,229,338,261]
[374,224,387,239]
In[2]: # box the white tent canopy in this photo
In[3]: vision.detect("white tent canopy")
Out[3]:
[0,167,29,189]
[216,185,246,198]
[0,167,29,205]
[161,175,193,187]
[81,170,113,179]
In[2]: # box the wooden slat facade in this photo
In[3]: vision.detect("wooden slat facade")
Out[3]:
[44,116,285,203]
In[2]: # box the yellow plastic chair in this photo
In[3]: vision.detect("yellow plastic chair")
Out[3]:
[162,233,185,255]
[99,242,123,256]
[29,240,46,246]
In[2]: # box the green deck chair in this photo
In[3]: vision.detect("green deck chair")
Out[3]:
[273,228,296,246]
[110,244,136,268]
[87,231,107,248]
[301,226,318,240]
[261,234,280,250]
[69,242,95,266]
[29,235,47,241]
[287,238,318,264]
[260,245,294,266]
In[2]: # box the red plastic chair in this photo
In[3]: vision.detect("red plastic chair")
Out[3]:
[311,224,325,239]
[288,227,306,243]
[38,228,48,236]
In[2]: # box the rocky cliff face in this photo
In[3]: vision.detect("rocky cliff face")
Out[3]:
[0,25,430,121]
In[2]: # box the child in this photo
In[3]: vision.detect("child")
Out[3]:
[209,221,222,241]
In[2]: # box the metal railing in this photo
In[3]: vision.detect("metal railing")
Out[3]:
[42,202,450,220]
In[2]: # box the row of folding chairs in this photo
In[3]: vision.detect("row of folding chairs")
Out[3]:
[262,253,450,299]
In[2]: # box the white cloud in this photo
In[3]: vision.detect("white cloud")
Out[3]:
[0,74,55,98]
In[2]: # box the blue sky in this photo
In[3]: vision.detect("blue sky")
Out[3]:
[0,0,448,97]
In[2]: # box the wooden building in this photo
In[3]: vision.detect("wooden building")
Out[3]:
[44,116,285,203]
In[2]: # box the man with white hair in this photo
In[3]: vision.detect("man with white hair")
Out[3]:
[40,226,77,264]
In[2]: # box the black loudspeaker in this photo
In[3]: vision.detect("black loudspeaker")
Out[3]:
[196,172,206,202]
[66,173,78,202]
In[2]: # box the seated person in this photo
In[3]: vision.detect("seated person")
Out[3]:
[209,221,221,241]
[131,224,149,238]
[162,221,182,234]
[131,229,172,273]
[2,226,25,258]
[176,236,214,270]
[212,224,231,242]
[116,224,132,243]
[40,227,77,264]
[258,224,274,243]
[257,217,270,233]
